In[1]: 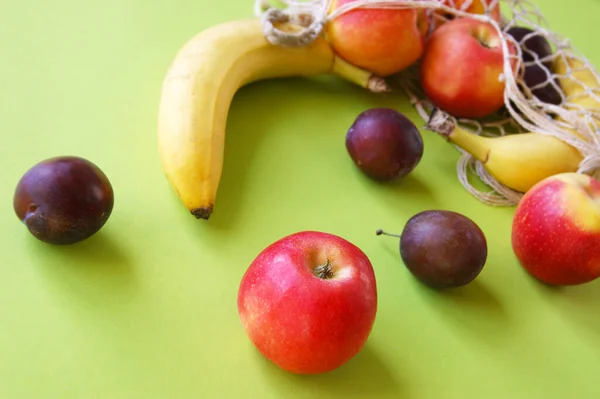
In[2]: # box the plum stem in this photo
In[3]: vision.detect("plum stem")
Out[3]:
[376,229,401,238]
[314,259,334,280]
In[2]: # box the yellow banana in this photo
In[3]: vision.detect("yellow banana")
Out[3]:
[157,18,389,219]
[554,55,600,101]
[553,55,600,134]
[427,110,583,193]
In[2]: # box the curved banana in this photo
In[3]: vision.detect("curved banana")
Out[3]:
[157,18,389,219]
[427,109,583,193]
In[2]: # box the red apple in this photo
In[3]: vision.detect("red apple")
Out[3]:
[511,173,600,286]
[325,1,429,77]
[419,17,518,119]
[237,231,378,374]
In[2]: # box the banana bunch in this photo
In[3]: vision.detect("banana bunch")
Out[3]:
[427,54,600,194]
[157,18,389,219]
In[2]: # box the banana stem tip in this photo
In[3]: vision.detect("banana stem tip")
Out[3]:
[425,108,456,138]
[368,77,392,93]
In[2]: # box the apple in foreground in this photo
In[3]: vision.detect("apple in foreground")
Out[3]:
[420,17,518,119]
[511,173,600,286]
[326,0,428,76]
[237,231,378,374]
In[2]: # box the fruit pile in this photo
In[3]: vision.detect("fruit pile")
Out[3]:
[172,0,600,375]
[261,0,600,204]
[11,0,600,380]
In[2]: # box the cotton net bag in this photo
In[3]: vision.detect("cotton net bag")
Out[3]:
[254,0,600,206]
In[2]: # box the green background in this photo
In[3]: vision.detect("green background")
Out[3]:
[1,0,599,397]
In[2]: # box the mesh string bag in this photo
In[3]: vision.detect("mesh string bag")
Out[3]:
[253,0,600,206]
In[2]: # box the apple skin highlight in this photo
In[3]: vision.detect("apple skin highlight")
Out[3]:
[511,173,600,286]
[237,231,377,374]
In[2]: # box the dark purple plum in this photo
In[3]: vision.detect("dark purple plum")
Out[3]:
[345,108,424,181]
[521,63,563,105]
[13,156,114,245]
[506,26,553,66]
[377,210,487,289]
[506,26,563,105]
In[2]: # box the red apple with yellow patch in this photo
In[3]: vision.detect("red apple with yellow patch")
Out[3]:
[434,0,502,28]
[419,17,518,119]
[325,0,429,76]
[512,173,600,286]
[450,0,501,19]
[237,231,378,374]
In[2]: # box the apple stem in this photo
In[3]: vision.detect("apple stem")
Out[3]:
[376,229,401,238]
[471,27,493,49]
[314,259,335,280]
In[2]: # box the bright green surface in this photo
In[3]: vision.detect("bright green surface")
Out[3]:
[1,0,599,398]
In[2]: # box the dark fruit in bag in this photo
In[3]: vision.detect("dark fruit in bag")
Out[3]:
[346,108,424,181]
[13,156,114,245]
[506,26,563,105]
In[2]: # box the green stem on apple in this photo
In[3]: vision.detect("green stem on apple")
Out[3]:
[314,259,335,280]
